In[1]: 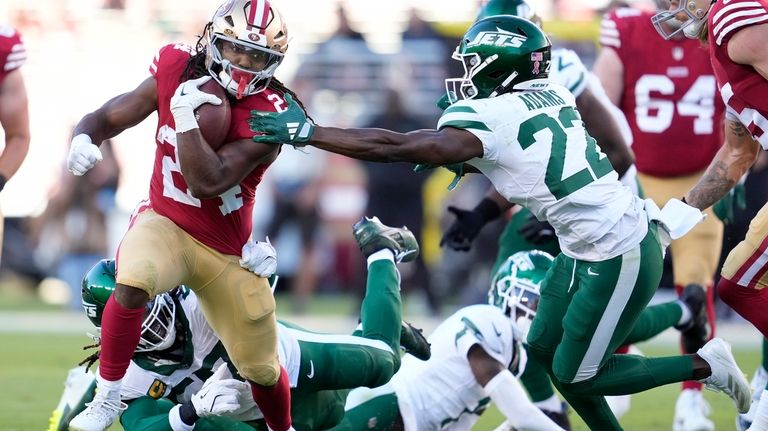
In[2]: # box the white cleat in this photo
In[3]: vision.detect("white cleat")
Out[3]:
[67,388,126,431]
[697,337,752,414]
[673,389,714,431]
[737,367,767,431]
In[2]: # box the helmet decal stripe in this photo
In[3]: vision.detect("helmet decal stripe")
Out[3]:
[246,0,270,34]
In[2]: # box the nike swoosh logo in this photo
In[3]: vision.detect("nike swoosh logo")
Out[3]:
[306,360,315,379]
[492,323,503,337]
[587,267,599,276]
[557,57,574,71]
[180,87,190,96]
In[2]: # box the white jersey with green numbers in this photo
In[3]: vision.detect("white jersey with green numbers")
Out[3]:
[119,289,300,408]
[389,305,519,431]
[438,83,648,261]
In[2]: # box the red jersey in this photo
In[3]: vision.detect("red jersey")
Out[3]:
[149,43,282,256]
[0,25,25,84]
[708,0,768,149]
[600,9,724,177]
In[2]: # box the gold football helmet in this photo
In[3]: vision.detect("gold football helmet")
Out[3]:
[205,0,289,98]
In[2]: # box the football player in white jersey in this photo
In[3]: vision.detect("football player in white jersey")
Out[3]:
[50,217,430,431]
[248,15,751,429]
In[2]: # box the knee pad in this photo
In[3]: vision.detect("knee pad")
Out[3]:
[231,344,280,386]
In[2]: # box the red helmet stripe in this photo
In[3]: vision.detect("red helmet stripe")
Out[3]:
[246,0,270,34]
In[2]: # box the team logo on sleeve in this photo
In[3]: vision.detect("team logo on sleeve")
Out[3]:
[147,379,167,399]
[466,27,527,48]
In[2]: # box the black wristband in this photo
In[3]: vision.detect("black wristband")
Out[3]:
[0,175,7,193]
[474,197,503,223]
[179,401,200,425]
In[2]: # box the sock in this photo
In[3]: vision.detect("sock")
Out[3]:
[360,259,402,352]
[749,390,768,429]
[95,374,122,398]
[533,394,563,412]
[250,366,292,431]
[367,249,394,266]
[719,277,768,337]
[98,295,145,381]
[676,299,692,327]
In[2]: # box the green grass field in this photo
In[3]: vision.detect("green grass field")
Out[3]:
[0,331,761,431]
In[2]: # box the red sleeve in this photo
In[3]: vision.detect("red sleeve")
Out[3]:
[710,0,768,46]
[149,43,194,80]
[0,26,25,84]
[599,8,641,61]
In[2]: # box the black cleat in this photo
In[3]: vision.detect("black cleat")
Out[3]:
[400,320,431,360]
[353,216,419,263]
[540,402,571,430]
[676,284,710,353]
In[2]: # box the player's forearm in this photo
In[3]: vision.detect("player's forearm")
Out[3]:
[177,131,227,198]
[686,121,759,209]
[311,126,439,164]
[0,134,30,180]
[484,370,565,431]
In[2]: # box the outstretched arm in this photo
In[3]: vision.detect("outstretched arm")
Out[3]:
[309,126,484,164]
[249,94,484,165]
[685,119,760,210]
[468,345,565,431]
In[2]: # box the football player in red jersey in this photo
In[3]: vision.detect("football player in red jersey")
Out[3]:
[653,0,768,429]
[0,25,30,266]
[594,3,726,429]
[65,1,299,430]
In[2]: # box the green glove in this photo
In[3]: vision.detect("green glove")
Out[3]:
[712,182,746,224]
[249,94,314,146]
[413,162,465,190]
[436,91,458,110]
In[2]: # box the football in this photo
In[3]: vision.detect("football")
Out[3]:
[194,79,231,150]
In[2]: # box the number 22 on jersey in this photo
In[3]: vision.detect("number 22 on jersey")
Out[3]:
[517,106,613,200]
[156,125,244,216]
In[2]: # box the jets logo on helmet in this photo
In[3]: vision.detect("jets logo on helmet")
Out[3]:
[444,15,551,102]
[466,28,527,48]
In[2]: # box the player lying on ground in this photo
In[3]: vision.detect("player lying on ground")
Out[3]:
[50,216,430,431]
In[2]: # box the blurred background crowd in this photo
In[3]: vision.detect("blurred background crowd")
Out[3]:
[0,0,764,319]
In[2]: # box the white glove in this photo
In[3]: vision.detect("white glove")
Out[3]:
[190,363,250,418]
[170,76,222,133]
[67,134,103,176]
[239,237,277,278]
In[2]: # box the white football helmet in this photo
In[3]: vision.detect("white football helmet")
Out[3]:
[205,0,289,98]
[651,0,714,39]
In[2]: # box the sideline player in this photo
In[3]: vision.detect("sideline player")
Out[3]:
[652,0,768,429]
[0,25,30,265]
[66,1,300,430]
[593,2,726,428]
[51,216,429,431]
[249,14,752,430]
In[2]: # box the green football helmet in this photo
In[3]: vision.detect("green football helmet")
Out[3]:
[81,259,177,352]
[489,250,554,337]
[445,15,551,101]
[476,0,541,25]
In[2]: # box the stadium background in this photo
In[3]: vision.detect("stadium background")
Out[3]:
[0,0,761,429]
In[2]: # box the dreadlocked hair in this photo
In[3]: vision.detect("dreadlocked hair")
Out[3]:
[78,341,101,372]
[181,23,212,82]
[268,78,315,123]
